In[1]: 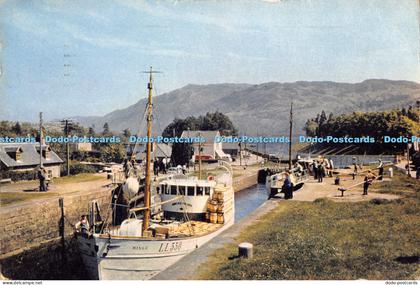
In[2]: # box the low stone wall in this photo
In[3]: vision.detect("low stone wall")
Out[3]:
[0,186,114,258]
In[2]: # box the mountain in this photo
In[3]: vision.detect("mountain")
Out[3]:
[74,79,420,137]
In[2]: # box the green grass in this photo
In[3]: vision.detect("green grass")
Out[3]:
[50,173,104,184]
[0,174,104,206]
[0,192,58,206]
[199,172,420,280]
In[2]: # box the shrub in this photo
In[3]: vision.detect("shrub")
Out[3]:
[61,164,97,176]
[1,170,37,181]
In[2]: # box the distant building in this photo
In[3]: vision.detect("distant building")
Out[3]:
[180,130,231,162]
[222,137,240,157]
[0,143,64,178]
[71,142,92,152]
[135,143,172,163]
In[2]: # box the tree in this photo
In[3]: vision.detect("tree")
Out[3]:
[88,126,95,136]
[122,128,131,138]
[102,122,110,136]
[102,144,126,163]
[12,122,22,135]
[171,142,193,166]
[162,112,237,165]
[305,108,420,154]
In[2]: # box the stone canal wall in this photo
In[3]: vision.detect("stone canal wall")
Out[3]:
[0,186,114,258]
[233,172,258,192]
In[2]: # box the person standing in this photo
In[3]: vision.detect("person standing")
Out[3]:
[75,215,90,234]
[363,170,375,195]
[329,159,334,177]
[283,172,293,199]
[378,159,384,180]
[312,160,318,180]
[37,167,47,192]
[317,162,324,183]
[153,159,159,176]
[352,157,358,175]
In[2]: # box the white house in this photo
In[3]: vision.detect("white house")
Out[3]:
[0,143,64,179]
[180,130,231,162]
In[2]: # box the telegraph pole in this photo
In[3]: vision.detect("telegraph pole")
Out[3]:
[39,112,43,168]
[61,119,72,176]
[198,131,202,179]
[288,101,293,170]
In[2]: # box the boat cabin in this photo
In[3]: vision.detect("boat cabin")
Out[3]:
[157,176,216,221]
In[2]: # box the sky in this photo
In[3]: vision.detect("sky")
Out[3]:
[0,0,419,122]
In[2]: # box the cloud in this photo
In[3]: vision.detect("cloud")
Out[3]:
[114,0,238,32]
[59,22,140,48]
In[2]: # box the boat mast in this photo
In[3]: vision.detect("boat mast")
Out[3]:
[143,66,156,232]
[288,101,293,170]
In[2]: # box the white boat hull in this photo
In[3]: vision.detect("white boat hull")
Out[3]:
[77,217,234,280]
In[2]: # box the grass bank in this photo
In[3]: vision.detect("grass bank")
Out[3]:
[52,173,104,184]
[0,174,105,206]
[0,192,59,206]
[199,172,420,280]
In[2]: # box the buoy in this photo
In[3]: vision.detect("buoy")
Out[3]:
[238,242,253,259]
[122,177,139,199]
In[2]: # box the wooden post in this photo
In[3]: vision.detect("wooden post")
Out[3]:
[90,200,96,234]
[238,242,253,259]
[58,197,66,266]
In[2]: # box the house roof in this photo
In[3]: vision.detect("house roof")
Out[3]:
[135,143,172,160]
[221,137,239,150]
[155,143,172,158]
[0,143,64,168]
[180,130,220,143]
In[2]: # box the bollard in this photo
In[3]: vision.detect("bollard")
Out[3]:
[388,167,393,178]
[238,242,253,259]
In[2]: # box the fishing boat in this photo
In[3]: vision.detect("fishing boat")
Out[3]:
[75,67,235,280]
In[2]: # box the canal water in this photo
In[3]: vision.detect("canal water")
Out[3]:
[2,183,267,280]
[234,183,267,221]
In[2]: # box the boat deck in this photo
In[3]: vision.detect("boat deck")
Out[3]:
[167,220,223,237]
[104,220,223,239]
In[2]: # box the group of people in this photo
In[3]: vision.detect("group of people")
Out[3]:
[311,158,334,183]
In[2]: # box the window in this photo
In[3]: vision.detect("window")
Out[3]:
[187,186,195,196]
[170,185,177,195]
[156,186,160,194]
[196,186,204,196]
[204,187,211,196]
[15,152,22,161]
[179,186,186,195]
